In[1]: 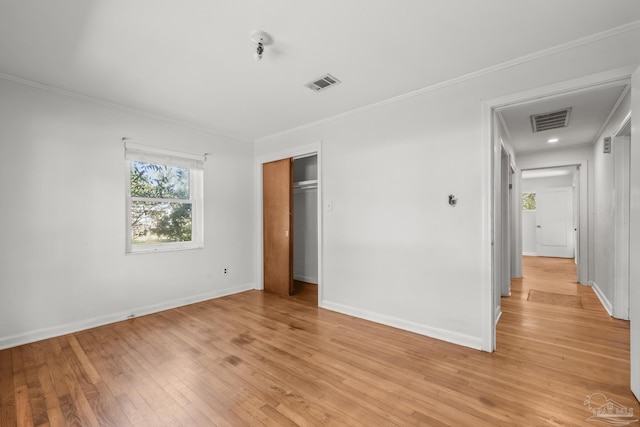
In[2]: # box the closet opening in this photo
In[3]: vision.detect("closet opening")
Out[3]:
[292,154,318,303]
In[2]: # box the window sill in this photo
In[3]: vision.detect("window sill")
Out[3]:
[126,244,203,255]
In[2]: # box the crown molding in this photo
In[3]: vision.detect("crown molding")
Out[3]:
[256,20,640,144]
[0,72,250,143]
[1,18,639,146]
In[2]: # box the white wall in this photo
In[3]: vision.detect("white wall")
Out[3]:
[255,28,640,350]
[261,94,488,348]
[520,173,576,256]
[0,78,255,349]
[592,90,631,315]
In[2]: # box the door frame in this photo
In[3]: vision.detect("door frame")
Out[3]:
[256,142,323,305]
[613,114,631,320]
[500,146,511,297]
[519,165,584,267]
[629,64,639,402]
[481,65,635,352]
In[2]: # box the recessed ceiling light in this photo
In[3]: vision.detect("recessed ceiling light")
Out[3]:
[547,138,559,144]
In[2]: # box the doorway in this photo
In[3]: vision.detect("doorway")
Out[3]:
[521,166,578,260]
[257,144,322,305]
[483,68,634,352]
[613,116,631,320]
[292,154,319,300]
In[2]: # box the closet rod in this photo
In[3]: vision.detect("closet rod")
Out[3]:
[293,179,318,190]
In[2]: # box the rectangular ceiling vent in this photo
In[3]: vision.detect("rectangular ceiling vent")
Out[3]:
[530,107,572,133]
[305,74,341,92]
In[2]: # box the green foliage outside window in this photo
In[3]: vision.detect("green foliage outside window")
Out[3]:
[522,192,536,211]
[130,161,192,244]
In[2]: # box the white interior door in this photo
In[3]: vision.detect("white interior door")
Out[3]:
[535,187,574,258]
[629,65,639,402]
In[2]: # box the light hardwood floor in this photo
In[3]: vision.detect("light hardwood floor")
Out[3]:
[1,257,637,426]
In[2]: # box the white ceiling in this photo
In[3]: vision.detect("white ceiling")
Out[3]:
[1,1,640,142]
[498,83,628,153]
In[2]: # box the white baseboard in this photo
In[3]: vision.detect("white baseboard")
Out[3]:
[522,252,538,256]
[0,283,255,350]
[590,281,613,316]
[495,308,503,326]
[320,300,483,351]
[293,274,318,284]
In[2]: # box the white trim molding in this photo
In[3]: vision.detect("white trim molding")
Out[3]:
[0,283,255,350]
[590,281,613,317]
[613,136,631,320]
[0,72,247,143]
[322,301,484,351]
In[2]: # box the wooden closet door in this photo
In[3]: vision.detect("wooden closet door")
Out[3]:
[263,158,293,295]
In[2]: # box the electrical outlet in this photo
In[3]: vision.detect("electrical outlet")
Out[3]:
[224,267,228,275]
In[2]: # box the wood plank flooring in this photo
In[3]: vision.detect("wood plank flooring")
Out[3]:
[1,256,637,426]
[291,281,317,306]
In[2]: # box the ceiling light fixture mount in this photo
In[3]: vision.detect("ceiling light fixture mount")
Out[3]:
[250,30,272,62]
[547,138,559,144]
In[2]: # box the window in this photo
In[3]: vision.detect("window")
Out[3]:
[522,192,536,211]
[125,143,204,253]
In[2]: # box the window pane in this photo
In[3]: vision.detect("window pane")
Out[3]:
[522,192,536,210]
[131,201,192,244]
[130,161,189,199]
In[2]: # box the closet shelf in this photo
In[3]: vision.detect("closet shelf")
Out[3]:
[293,179,318,190]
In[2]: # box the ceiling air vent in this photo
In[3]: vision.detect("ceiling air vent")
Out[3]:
[305,74,341,92]
[530,108,572,133]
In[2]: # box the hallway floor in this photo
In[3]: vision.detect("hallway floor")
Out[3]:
[497,256,638,423]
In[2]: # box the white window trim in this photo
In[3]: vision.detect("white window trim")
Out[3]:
[125,142,204,254]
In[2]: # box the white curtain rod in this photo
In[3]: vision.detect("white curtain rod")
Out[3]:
[123,138,207,161]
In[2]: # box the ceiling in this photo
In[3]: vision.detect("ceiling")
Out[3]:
[1,1,640,142]
[498,83,628,154]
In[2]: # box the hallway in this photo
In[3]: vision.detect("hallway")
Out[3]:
[497,256,638,421]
